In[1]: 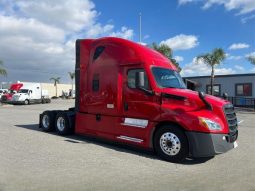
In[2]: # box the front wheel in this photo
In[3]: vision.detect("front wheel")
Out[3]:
[24,99,29,105]
[154,125,189,163]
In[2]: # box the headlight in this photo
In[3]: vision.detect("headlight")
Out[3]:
[199,117,222,130]
[12,96,20,101]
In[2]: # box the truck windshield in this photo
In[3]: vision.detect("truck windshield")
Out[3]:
[152,67,186,89]
[18,89,29,93]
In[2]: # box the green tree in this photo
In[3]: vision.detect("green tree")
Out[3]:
[151,43,181,71]
[247,56,255,65]
[0,60,7,76]
[196,48,226,95]
[68,72,75,92]
[50,77,61,97]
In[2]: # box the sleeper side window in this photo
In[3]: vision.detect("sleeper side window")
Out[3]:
[93,46,105,61]
[127,69,149,89]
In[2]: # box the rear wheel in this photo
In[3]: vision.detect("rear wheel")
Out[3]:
[55,112,73,135]
[40,111,57,132]
[154,125,189,163]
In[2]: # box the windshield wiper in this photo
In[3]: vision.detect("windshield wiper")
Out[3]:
[164,86,176,88]
[165,86,186,89]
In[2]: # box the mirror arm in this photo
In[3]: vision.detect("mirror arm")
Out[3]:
[138,87,154,96]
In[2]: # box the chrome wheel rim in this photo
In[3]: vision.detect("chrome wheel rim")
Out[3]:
[57,117,65,132]
[42,115,49,129]
[160,132,181,156]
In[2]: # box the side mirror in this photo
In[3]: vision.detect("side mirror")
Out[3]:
[198,91,205,99]
[198,91,212,110]
[135,71,145,88]
[135,71,154,96]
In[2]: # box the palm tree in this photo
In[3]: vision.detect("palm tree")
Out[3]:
[196,48,226,95]
[0,60,7,76]
[68,72,75,92]
[50,77,60,97]
[247,56,255,65]
[151,43,181,71]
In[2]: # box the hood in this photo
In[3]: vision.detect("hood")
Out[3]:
[10,83,23,91]
[161,88,229,111]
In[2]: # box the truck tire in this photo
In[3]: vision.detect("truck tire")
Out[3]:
[40,111,56,132]
[24,99,29,105]
[55,112,73,135]
[41,99,46,104]
[153,125,188,163]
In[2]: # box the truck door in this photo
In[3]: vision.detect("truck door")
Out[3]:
[121,67,161,138]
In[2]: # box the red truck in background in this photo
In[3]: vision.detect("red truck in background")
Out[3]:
[39,37,238,162]
[1,83,23,103]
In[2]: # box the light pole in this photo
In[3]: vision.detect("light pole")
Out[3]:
[139,12,142,43]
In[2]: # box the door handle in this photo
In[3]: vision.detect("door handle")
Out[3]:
[124,102,128,111]
[96,114,101,121]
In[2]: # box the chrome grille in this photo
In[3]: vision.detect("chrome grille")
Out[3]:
[223,104,237,132]
[223,104,238,142]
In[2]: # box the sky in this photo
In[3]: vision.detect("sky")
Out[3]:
[0,0,255,84]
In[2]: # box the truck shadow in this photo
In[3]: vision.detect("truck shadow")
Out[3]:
[15,124,213,165]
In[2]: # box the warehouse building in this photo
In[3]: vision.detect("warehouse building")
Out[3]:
[184,73,255,108]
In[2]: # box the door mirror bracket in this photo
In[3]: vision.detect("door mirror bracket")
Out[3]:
[135,71,154,96]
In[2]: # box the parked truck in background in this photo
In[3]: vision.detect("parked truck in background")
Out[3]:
[0,89,8,99]
[1,83,23,103]
[39,37,238,162]
[11,83,51,105]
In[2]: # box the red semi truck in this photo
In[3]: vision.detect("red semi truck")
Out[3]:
[39,37,238,162]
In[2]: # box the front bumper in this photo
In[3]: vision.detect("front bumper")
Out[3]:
[1,100,12,104]
[186,131,238,158]
[9,100,25,104]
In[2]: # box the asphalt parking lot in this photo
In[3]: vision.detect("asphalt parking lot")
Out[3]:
[0,100,254,191]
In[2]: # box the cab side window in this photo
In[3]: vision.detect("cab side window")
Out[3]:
[127,69,149,89]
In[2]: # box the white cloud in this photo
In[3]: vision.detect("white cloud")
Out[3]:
[229,43,250,50]
[14,0,98,32]
[86,24,114,37]
[173,56,184,62]
[0,15,65,43]
[241,14,255,23]
[178,0,197,5]
[0,0,134,83]
[181,57,236,77]
[110,26,134,39]
[234,65,245,71]
[160,34,199,50]
[179,0,255,15]
[251,67,255,72]
[227,55,242,60]
[143,35,150,40]
[245,51,255,58]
